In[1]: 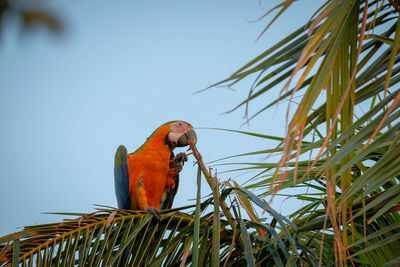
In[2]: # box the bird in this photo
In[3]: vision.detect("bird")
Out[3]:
[114,121,197,219]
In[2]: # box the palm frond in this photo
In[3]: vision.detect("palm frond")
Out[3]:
[207,0,400,265]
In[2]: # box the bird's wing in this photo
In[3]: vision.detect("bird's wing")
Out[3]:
[114,145,131,209]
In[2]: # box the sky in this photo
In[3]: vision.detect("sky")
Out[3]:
[0,0,321,236]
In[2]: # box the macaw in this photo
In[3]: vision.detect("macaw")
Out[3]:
[114,121,197,218]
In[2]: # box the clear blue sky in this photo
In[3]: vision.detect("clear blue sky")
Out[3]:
[0,0,320,235]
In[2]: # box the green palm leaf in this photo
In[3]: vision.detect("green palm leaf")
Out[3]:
[205,0,400,265]
[1,210,209,266]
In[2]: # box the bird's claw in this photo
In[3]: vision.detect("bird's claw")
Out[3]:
[146,206,161,221]
[171,152,188,172]
[175,152,188,163]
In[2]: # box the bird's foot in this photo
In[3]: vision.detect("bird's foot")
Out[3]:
[146,206,161,221]
[170,152,188,172]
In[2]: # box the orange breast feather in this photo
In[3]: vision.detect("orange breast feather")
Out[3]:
[127,124,172,210]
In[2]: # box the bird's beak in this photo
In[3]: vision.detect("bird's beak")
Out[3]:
[176,129,197,147]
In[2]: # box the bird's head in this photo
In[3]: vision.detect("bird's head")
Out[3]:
[166,121,197,148]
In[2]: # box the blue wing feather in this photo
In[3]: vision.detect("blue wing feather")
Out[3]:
[114,145,131,209]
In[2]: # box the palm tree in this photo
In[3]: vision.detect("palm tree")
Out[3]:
[0,0,63,37]
[1,0,400,266]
